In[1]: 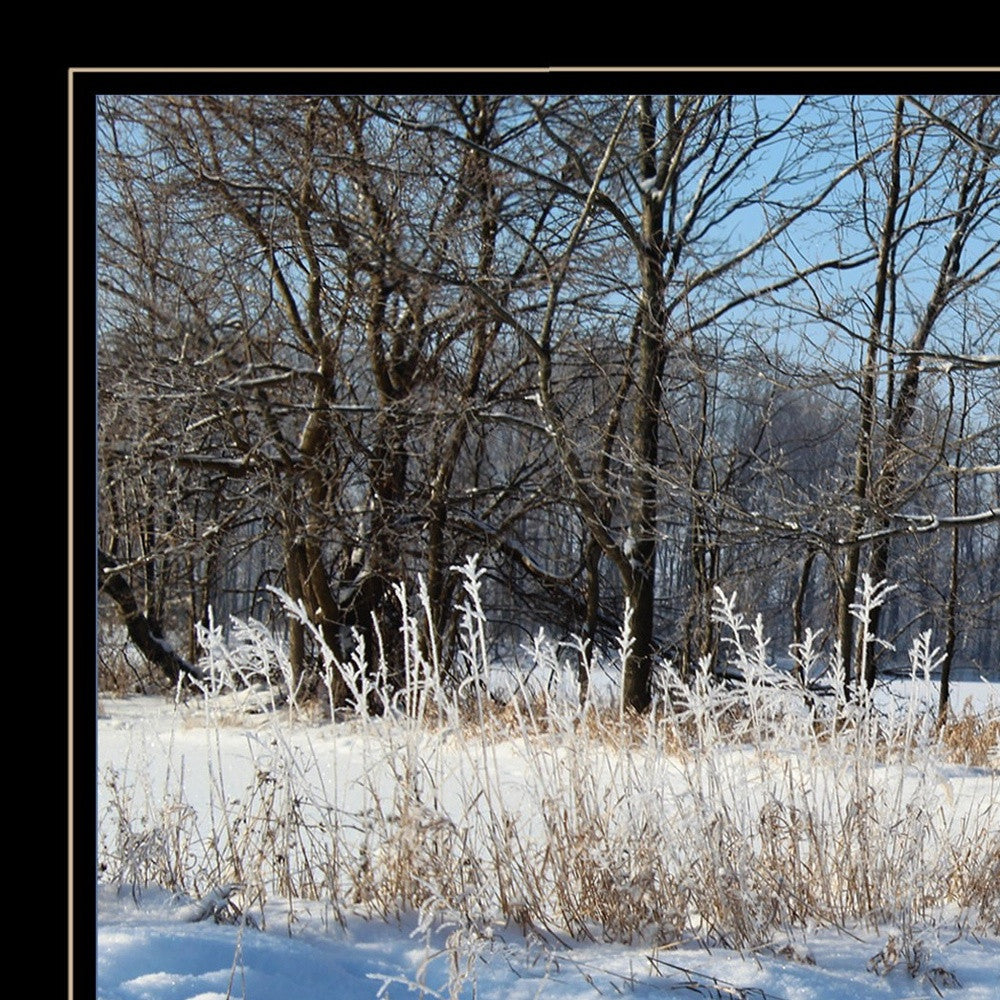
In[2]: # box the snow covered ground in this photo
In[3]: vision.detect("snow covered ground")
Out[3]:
[91,666,1000,1000]
[95,885,1000,1000]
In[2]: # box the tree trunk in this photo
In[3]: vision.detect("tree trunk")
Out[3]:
[580,536,602,704]
[792,549,817,676]
[836,97,905,700]
[98,550,204,682]
[939,384,968,728]
[283,541,308,690]
[620,96,672,714]
[939,517,960,728]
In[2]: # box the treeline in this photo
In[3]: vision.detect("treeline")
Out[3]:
[96,94,1000,711]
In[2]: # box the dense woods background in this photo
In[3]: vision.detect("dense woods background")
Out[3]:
[95,93,999,712]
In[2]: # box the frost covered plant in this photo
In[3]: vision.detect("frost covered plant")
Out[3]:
[100,564,1000,953]
[98,766,204,897]
[867,931,961,990]
[850,575,899,704]
[711,588,815,744]
[616,597,635,723]
[194,607,305,716]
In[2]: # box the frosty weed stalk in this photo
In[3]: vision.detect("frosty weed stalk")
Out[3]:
[99,561,1000,950]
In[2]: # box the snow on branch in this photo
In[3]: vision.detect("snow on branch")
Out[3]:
[853,506,1000,543]
[897,348,1000,371]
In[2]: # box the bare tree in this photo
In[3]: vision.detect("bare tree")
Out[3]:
[824,95,1000,695]
[98,94,558,702]
[462,95,872,710]
[97,89,999,714]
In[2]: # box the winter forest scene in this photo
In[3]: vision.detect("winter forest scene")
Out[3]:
[91,85,1000,1000]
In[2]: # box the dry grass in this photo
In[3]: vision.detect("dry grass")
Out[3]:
[98,638,164,696]
[98,565,1000,948]
[938,704,1000,769]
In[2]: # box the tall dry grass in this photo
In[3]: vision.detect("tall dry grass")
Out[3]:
[98,560,1000,951]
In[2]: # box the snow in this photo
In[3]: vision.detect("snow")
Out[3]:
[95,884,1000,1000]
[91,679,1000,1000]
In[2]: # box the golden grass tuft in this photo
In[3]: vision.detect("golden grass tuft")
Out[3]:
[938,702,1000,768]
